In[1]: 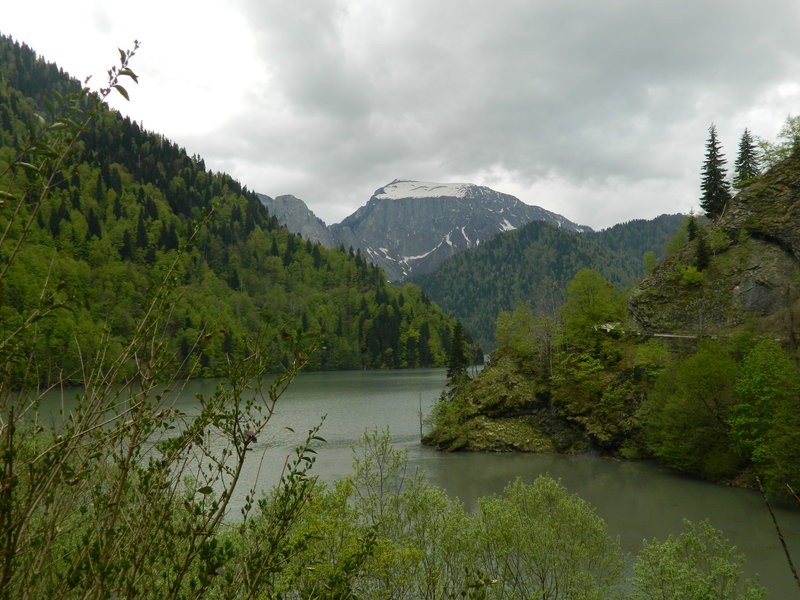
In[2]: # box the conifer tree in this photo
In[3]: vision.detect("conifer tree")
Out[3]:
[700,124,731,218]
[733,128,760,189]
[445,321,470,392]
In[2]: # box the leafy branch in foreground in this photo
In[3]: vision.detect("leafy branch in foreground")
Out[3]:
[0,44,319,599]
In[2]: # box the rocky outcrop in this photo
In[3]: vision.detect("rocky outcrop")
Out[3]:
[422,351,588,453]
[257,193,335,246]
[629,150,800,342]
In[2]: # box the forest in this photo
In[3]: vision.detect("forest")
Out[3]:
[426,266,800,501]
[424,115,800,502]
[0,35,476,388]
[412,214,684,350]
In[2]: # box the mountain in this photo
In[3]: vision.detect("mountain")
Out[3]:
[259,179,590,282]
[257,193,335,247]
[629,149,800,341]
[330,179,590,281]
[413,214,685,350]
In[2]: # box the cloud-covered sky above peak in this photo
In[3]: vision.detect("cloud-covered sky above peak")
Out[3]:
[5,1,800,229]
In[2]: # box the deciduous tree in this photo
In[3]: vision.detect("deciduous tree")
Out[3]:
[630,519,766,599]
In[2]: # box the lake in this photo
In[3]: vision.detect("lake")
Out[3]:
[45,368,800,596]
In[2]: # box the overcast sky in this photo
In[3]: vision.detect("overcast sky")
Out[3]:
[5,1,800,229]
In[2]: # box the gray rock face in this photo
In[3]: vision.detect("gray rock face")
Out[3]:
[257,193,335,247]
[629,151,800,341]
[259,180,589,282]
[629,235,800,337]
[330,179,590,281]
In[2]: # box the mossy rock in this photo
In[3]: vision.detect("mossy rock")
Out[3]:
[461,416,556,452]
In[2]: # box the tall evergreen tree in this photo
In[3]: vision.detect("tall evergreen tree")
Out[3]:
[700,124,731,218]
[733,128,760,189]
[445,321,470,393]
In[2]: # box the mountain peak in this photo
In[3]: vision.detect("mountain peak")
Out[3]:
[331,180,589,281]
[260,180,590,282]
[257,193,334,246]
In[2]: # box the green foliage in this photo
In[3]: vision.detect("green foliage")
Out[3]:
[756,114,800,172]
[730,338,800,494]
[695,230,710,270]
[0,35,460,383]
[494,303,556,371]
[664,215,691,256]
[700,123,731,218]
[558,268,626,349]
[677,264,705,287]
[267,431,627,599]
[633,338,672,381]
[0,33,776,600]
[630,519,766,600]
[413,215,684,350]
[477,477,624,599]
[640,340,742,480]
[636,333,800,495]
[429,270,642,453]
[551,270,633,447]
[446,321,470,390]
[0,39,455,600]
[643,250,656,274]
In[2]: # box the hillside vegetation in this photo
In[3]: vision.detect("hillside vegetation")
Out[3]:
[413,214,684,350]
[0,35,469,386]
[426,149,800,499]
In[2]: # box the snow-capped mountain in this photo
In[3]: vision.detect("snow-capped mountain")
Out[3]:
[329,179,590,281]
[259,179,590,282]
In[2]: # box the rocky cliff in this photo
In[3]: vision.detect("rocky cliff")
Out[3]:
[629,150,800,343]
[257,193,335,246]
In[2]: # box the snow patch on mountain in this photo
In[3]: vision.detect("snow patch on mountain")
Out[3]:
[500,218,515,232]
[403,241,444,262]
[375,179,471,200]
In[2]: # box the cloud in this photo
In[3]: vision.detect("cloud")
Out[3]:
[6,1,800,228]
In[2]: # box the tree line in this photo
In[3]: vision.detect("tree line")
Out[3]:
[0,34,474,386]
[413,215,684,351]
[700,116,800,218]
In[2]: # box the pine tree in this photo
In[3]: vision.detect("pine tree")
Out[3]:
[446,321,470,390]
[733,128,760,189]
[700,124,731,218]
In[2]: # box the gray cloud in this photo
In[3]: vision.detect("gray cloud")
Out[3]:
[184,0,800,228]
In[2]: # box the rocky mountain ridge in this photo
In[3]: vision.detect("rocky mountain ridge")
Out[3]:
[259,179,589,281]
[256,193,335,247]
[629,149,800,342]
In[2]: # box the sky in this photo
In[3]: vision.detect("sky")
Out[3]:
[4,1,800,230]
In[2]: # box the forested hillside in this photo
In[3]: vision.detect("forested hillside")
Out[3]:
[426,147,800,500]
[0,35,468,385]
[413,214,684,349]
